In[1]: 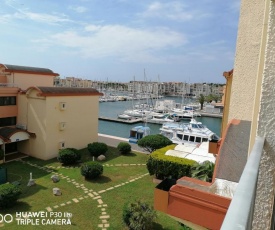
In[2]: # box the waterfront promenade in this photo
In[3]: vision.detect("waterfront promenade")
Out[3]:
[98,133,148,154]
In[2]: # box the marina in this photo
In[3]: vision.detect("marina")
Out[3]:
[98,97,222,138]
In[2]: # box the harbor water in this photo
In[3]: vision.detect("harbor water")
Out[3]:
[98,97,222,139]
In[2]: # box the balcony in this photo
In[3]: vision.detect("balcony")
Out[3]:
[0,83,18,88]
[154,119,267,229]
[154,136,265,229]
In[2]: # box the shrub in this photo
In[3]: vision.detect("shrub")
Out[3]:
[123,200,156,230]
[0,149,4,161]
[117,142,131,155]
[57,148,81,165]
[0,183,21,209]
[81,161,103,179]
[137,134,172,153]
[87,142,108,157]
[146,145,196,180]
[191,160,215,182]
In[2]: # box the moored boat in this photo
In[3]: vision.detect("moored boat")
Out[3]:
[117,114,132,120]
[147,113,179,124]
[129,126,151,143]
[160,118,220,145]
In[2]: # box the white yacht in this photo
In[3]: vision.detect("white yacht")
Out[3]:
[160,118,220,145]
[123,109,145,117]
[117,114,132,120]
[147,113,179,124]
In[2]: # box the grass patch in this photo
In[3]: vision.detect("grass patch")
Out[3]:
[0,147,185,229]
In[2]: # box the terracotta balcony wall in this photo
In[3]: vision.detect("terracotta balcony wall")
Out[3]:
[154,119,250,229]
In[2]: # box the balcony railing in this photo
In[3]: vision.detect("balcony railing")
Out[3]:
[0,83,18,88]
[221,136,265,229]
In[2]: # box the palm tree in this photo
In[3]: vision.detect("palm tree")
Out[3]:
[191,161,215,182]
[197,94,205,110]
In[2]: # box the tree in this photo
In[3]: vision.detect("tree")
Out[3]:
[123,200,156,230]
[205,94,214,103]
[87,142,108,157]
[137,134,172,153]
[117,142,132,155]
[57,148,81,165]
[212,94,220,103]
[197,94,205,110]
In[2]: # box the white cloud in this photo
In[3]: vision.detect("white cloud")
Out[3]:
[33,24,187,63]
[2,0,72,25]
[0,10,71,25]
[140,1,193,21]
[21,11,71,24]
[69,6,88,13]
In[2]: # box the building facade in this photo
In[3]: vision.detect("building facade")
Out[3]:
[154,0,275,229]
[0,64,102,160]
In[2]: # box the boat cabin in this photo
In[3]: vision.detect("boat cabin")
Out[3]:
[129,126,150,144]
[172,132,220,145]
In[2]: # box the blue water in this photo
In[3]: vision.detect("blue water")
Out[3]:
[98,97,222,138]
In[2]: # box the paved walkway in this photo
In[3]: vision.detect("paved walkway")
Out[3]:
[98,133,148,154]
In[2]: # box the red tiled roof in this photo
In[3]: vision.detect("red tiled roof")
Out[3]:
[26,86,103,96]
[1,64,59,76]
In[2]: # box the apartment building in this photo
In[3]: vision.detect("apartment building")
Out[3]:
[0,64,102,161]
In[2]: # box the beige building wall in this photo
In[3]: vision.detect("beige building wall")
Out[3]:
[18,90,47,158]
[17,94,28,127]
[228,0,266,123]
[252,0,275,229]
[17,88,100,160]
[45,95,99,159]
[228,0,275,228]
[6,73,54,90]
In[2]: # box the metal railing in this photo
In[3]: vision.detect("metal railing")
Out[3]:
[221,136,265,230]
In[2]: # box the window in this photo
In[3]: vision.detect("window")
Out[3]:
[183,135,189,141]
[195,137,202,143]
[59,122,66,131]
[59,102,67,111]
[177,134,183,140]
[202,138,208,142]
[0,117,16,127]
[189,136,195,142]
[0,97,16,106]
[59,141,65,149]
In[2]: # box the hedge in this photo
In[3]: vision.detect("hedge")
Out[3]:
[146,145,196,180]
[57,148,81,165]
[81,161,103,179]
[117,142,131,155]
[87,142,108,157]
[0,183,21,209]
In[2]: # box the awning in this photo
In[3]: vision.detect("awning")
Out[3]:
[0,127,30,143]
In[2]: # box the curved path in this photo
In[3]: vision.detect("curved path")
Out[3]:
[14,159,148,230]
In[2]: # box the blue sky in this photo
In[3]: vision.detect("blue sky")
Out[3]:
[0,0,240,83]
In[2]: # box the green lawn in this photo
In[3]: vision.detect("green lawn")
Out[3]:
[0,147,185,230]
